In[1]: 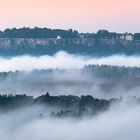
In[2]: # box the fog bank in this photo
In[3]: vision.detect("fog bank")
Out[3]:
[0,102,140,140]
[0,52,140,72]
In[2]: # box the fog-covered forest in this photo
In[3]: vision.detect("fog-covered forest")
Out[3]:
[0,25,140,140]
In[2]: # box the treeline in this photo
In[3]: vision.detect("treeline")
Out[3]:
[83,65,140,79]
[0,27,78,38]
[1,65,140,81]
[0,27,140,40]
[0,93,139,118]
[0,93,111,117]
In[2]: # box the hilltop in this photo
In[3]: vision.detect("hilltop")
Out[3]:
[0,28,140,56]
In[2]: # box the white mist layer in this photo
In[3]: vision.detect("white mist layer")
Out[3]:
[0,52,140,72]
[0,103,140,140]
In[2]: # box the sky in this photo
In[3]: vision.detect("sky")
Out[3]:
[0,0,140,33]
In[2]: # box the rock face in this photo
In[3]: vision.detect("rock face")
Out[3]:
[0,38,95,48]
[0,38,138,48]
[0,38,140,56]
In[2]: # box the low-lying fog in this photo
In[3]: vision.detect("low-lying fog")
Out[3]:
[0,51,140,140]
[0,51,140,72]
[0,51,140,98]
[0,101,139,140]
[1,69,140,99]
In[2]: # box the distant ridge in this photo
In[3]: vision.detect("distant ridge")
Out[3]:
[0,27,140,56]
[0,27,140,40]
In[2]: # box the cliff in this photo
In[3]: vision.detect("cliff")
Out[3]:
[0,38,140,56]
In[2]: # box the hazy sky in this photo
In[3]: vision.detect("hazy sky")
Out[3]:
[0,0,140,33]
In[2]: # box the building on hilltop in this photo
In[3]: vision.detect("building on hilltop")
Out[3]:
[120,33,133,41]
[57,35,62,40]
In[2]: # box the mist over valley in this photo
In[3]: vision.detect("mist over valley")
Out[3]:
[0,28,140,140]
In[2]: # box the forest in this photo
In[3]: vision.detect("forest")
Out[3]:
[0,92,131,118]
